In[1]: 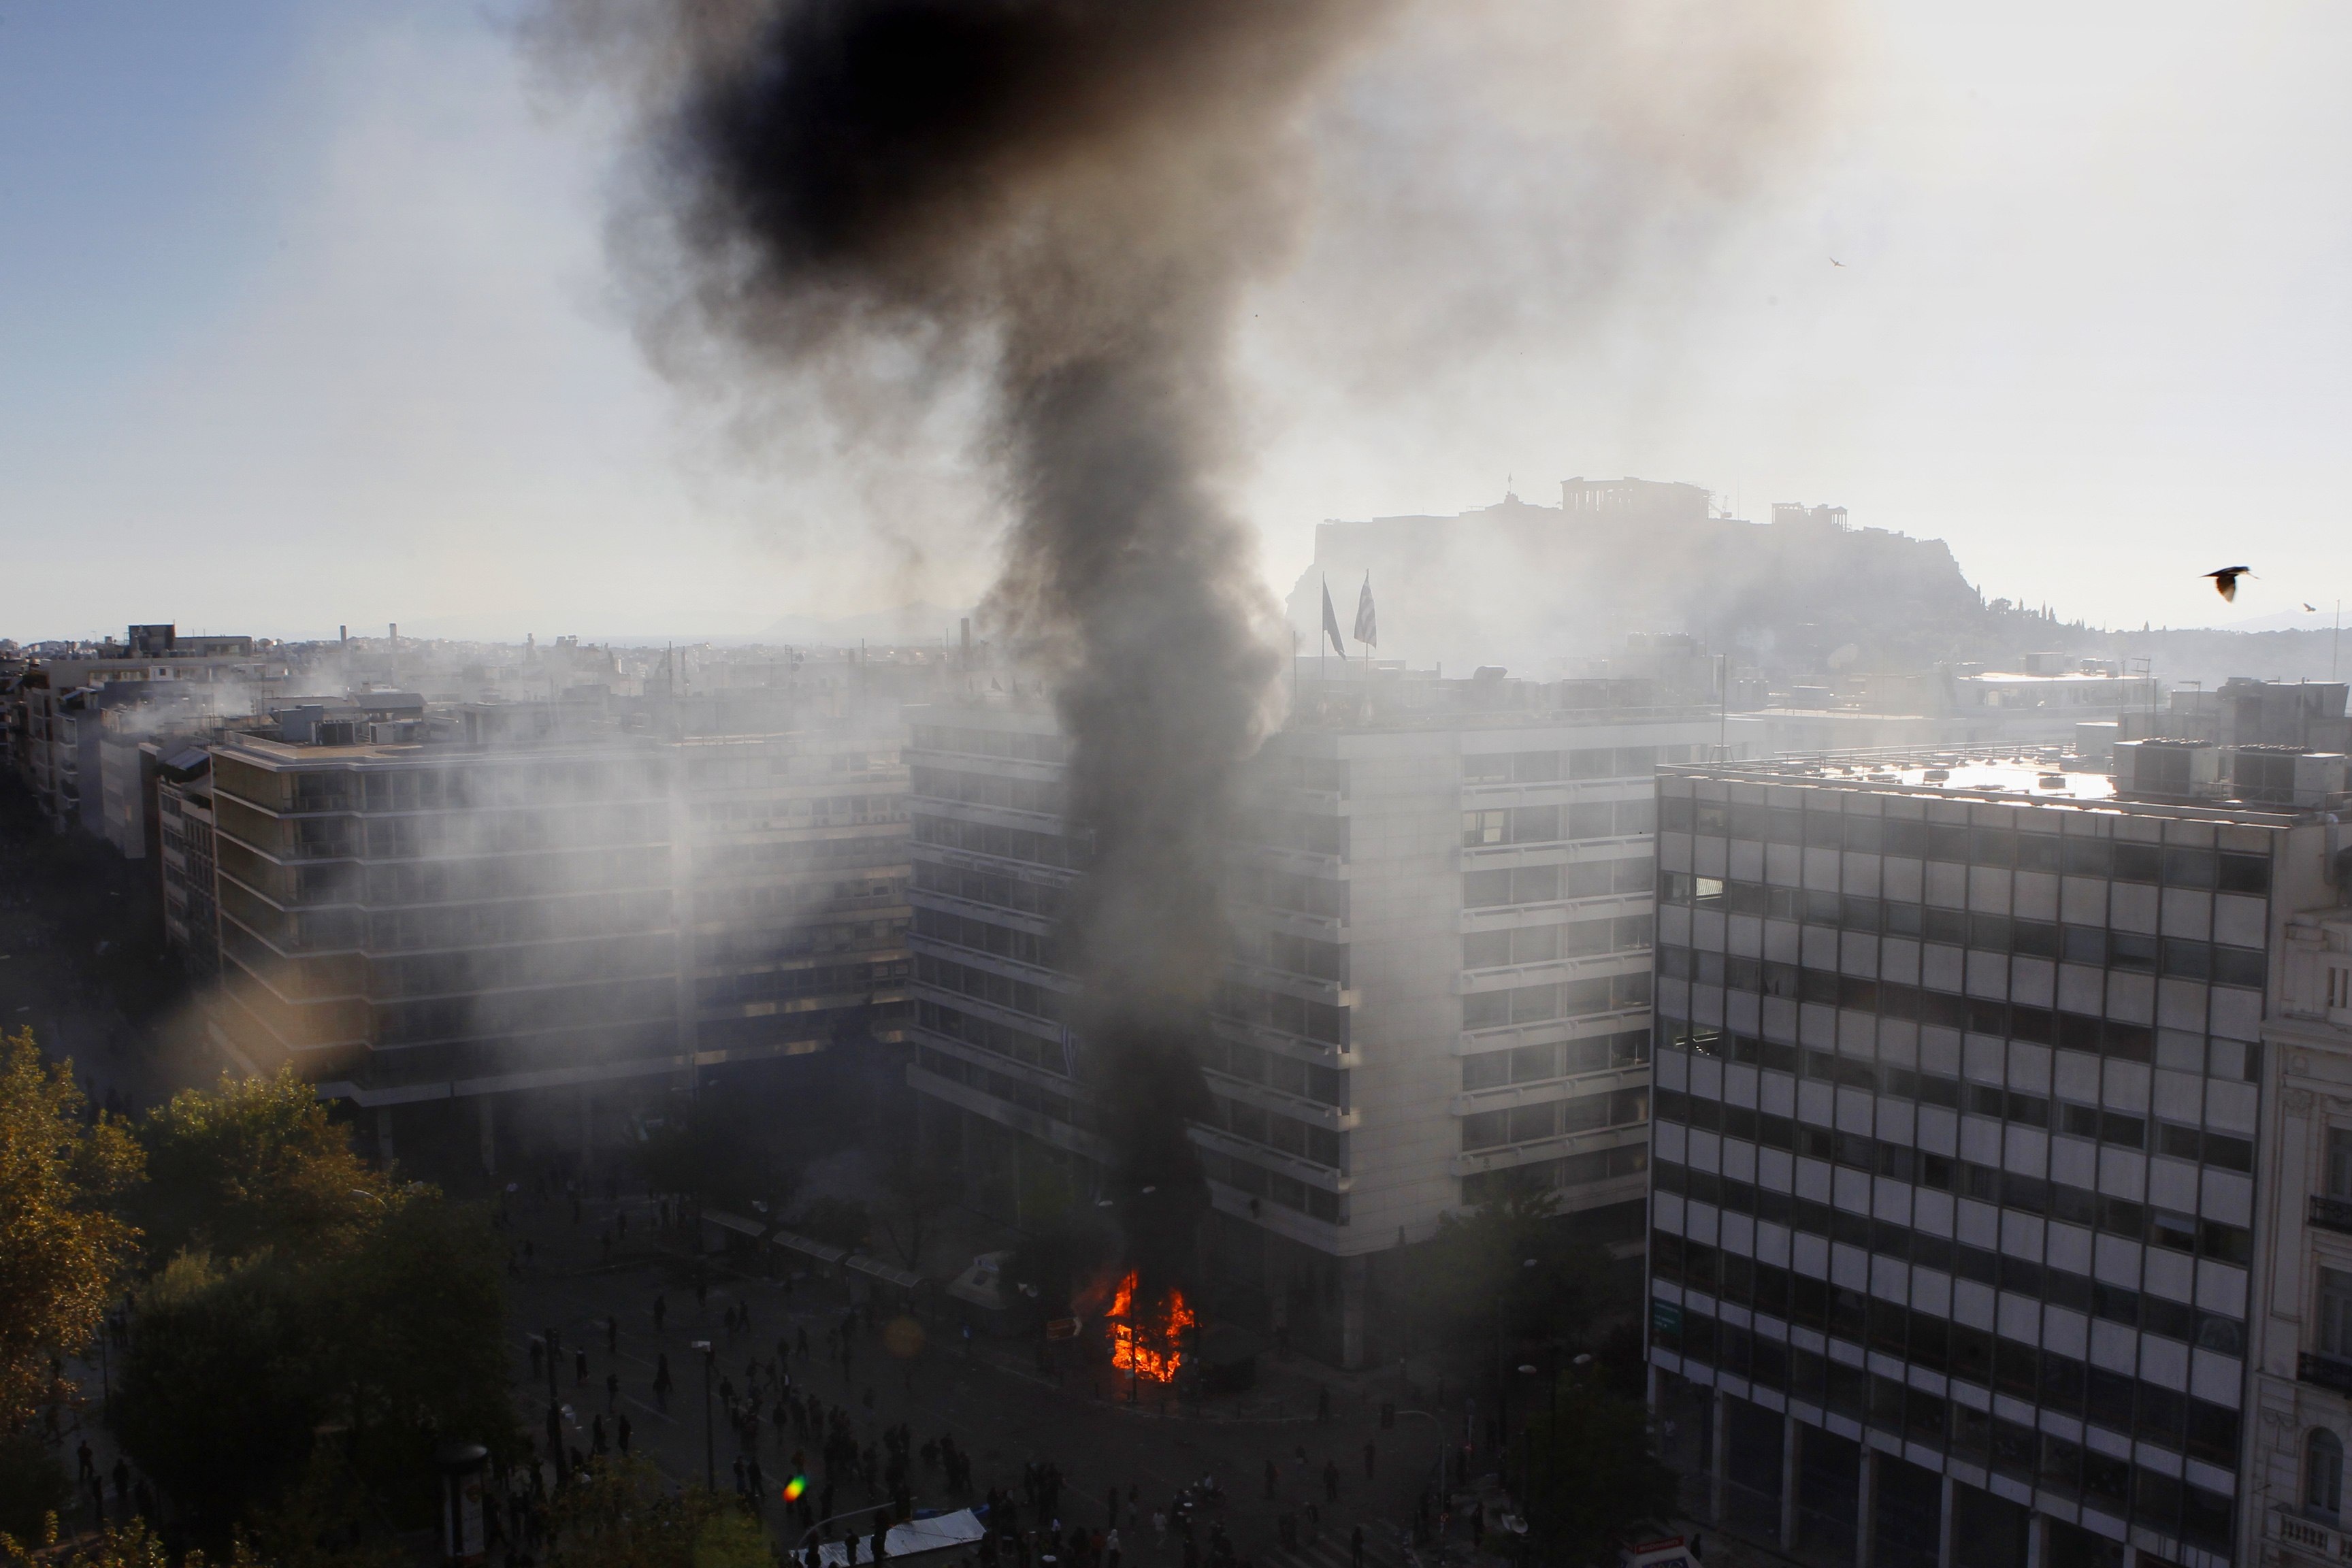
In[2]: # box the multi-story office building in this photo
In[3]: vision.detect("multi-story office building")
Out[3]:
[903,667,1719,1365]
[1644,745,2335,1568]
[204,691,910,1166]
[155,747,220,979]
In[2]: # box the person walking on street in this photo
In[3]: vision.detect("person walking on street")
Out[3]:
[655,1353,672,1411]
[1349,1524,1364,1568]
[76,1440,93,1483]
[606,1371,619,1412]
[618,1413,632,1455]
[1323,1459,1339,1503]
[575,1348,589,1386]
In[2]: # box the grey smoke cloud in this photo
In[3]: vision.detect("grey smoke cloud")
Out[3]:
[542,0,1391,1286]
[539,0,1857,1284]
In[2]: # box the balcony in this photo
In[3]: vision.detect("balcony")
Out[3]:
[2314,1194,2352,1237]
[2272,1505,2352,1563]
[2300,1353,2352,1396]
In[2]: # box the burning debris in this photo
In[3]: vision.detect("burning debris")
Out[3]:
[1102,1269,1197,1384]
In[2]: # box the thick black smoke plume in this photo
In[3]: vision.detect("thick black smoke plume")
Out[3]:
[552,0,1378,1290]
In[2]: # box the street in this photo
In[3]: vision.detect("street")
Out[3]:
[498,1179,1469,1568]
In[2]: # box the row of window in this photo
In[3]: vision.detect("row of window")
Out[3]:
[696,960,904,1009]
[1235,808,1349,858]
[350,847,674,906]
[695,835,904,879]
[1198,1149,1343,1223]
[1199,1035,1345,1106]
[1231,927,1348,985]
[1661,1043,2254,1169]
[1657,1271,2241,1458]
[915,1000,1069,1077]
[697,877,900,920]
[1213,979,1350,1046]
[1461,1141,1648,1206]
[1465,971,1651,1030]
[1465,915,1651,971]
[369,936,676,999]
[1207,1094,1344,1169]
[1245,753,1350,797]
[1226,862,1349,921]
[911,813,1089,870]
[1463,799,1656,847]
[911,765,1064,819]
[1461,1027,1652,1091]
[684,751,881,789]
[912,858,1064,920]
[908,725,1069,764]
[1663,971,2180,1063]
[913,953,1064,1024]
[1653,1174,2247,1351]
[690,794,899,828]
[914,906,1053,970]
[1463,1087,1647,1151]
[914,1043,1083,1129]
[1659,883,2265,987]
[1667,804,2274,896]
[373,977,676,1045]
[1658,1305,2235,1553]
[1465,857,1653,909]
[1465,746,1688,785]
[1653,1101,2253,1264]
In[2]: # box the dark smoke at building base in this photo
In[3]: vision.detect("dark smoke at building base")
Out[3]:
[546,0,1384,1290]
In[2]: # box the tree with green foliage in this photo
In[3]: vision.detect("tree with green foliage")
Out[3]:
[131,1069,395,1263]
[0,1028,142,1429]
[1516,1372,1680,1565]
[114,1073,511,1546]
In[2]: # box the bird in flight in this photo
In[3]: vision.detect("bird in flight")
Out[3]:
[2204,566,2254,602]
[1830,258,1846,267]
[2306,602,2319,612]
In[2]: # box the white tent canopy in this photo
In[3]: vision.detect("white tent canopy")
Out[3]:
[811,1509,986,1567]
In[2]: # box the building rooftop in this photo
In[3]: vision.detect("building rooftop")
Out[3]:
[1672,747,2313,827]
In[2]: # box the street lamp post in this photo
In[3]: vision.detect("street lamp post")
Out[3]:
[692,1339,715,1491]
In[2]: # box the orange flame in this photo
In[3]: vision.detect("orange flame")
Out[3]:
[1104,1269,1195,1383]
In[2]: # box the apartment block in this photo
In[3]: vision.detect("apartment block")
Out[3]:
[1646,749,2313,1568]
[903,667,1719,1365]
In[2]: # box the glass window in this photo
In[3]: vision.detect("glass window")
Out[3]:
[2311,1428,2345,1521]
[2330,1129,2352,1202]
[2322,1267,2352,1360]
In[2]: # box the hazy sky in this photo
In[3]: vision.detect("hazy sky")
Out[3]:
[3,2,2347,643]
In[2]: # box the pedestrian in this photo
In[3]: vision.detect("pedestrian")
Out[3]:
[750,1457,766,1503]
[1316,1386,1330,1424]
[591,1414,606,1456]
[111,1456,130,1507]
[1349,1525,1363,1568]
[618,1413,632,1455]
[655,1294,668,1331]
[1322,1460,1339,1503]
[655,1354,672,1411]
[1105,1527,1120,1568]
[76,1440,93,1482]
[606,1371,619,1411]
[734,1455,748,1497]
